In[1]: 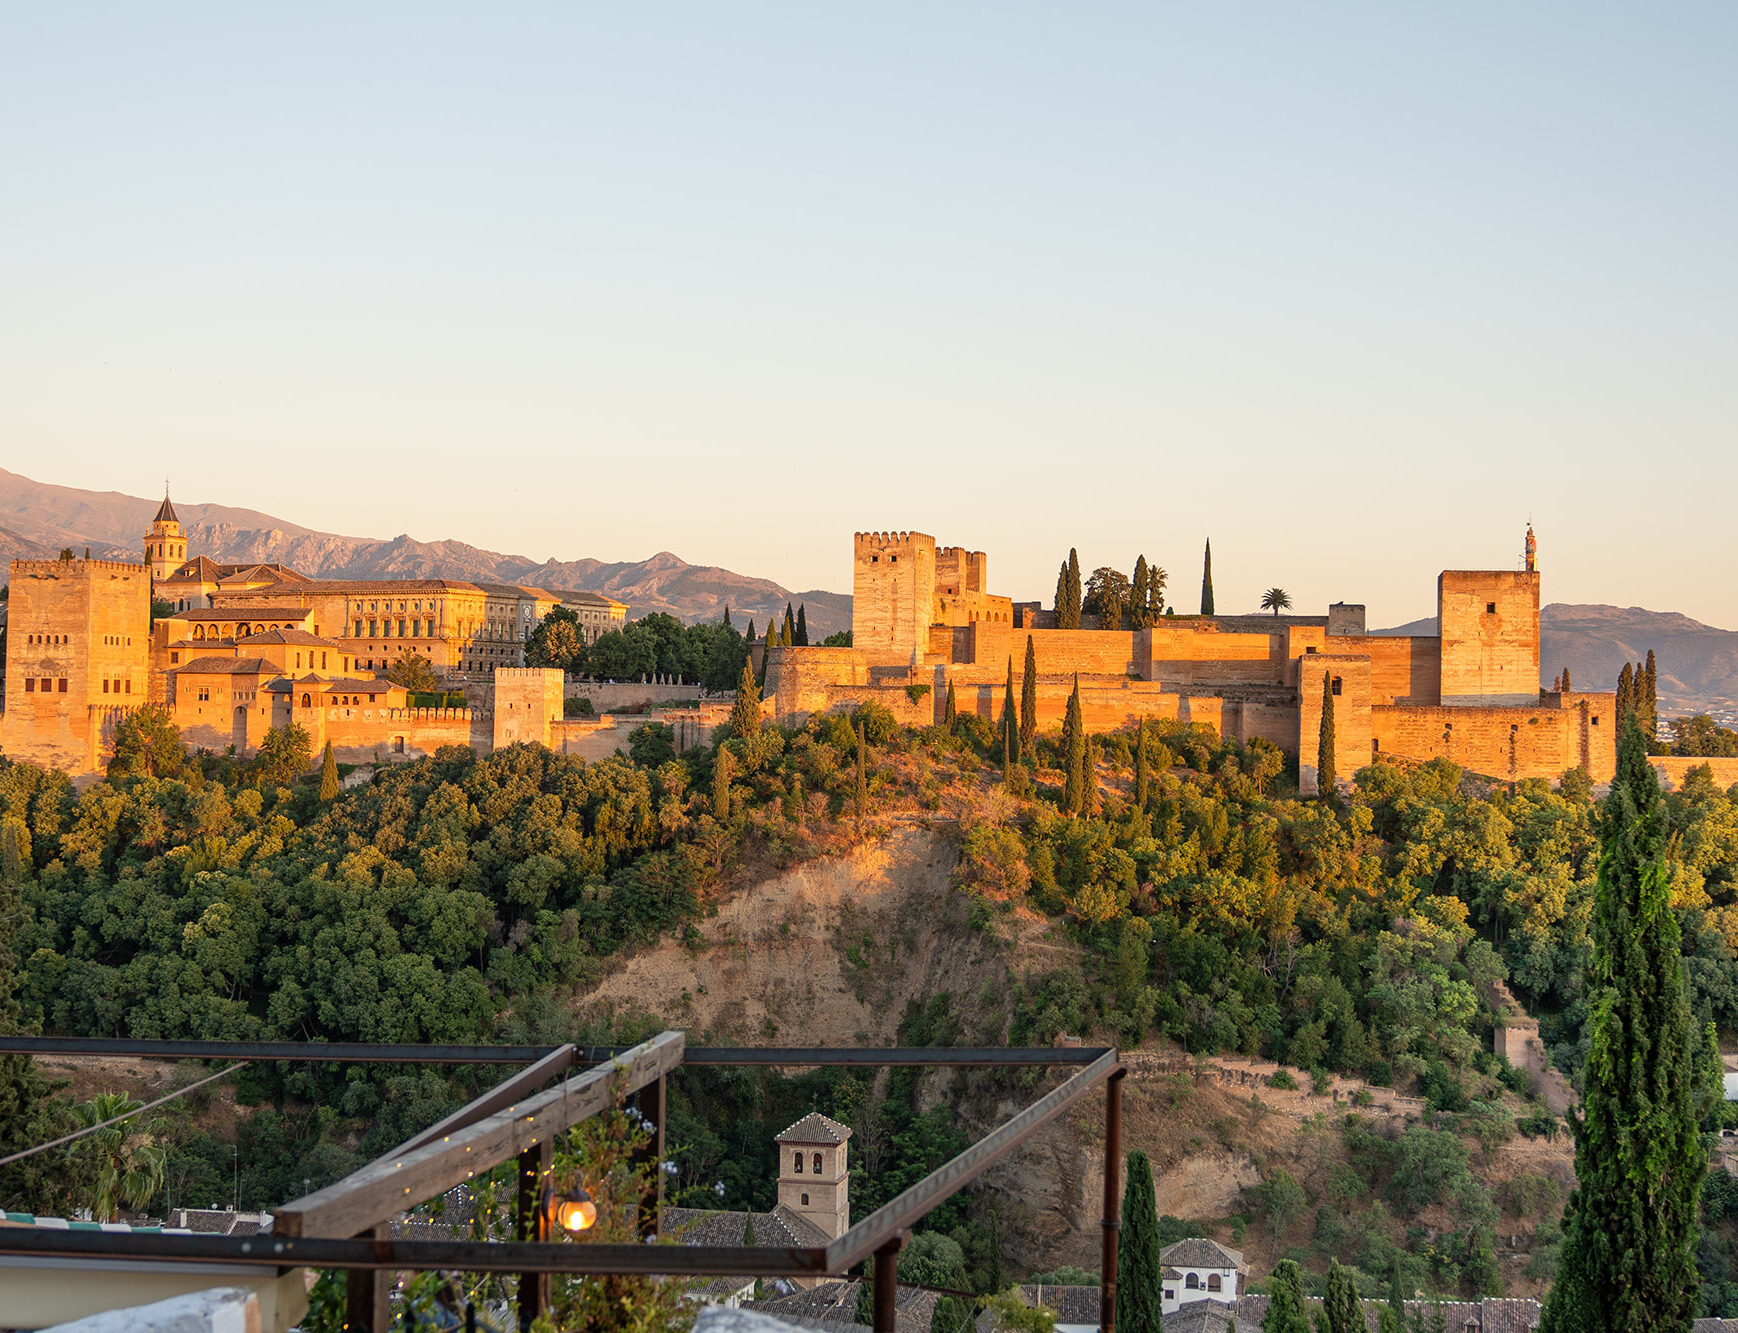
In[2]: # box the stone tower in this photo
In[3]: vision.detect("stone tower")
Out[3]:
[144,492,187,586]
[775,1112,852,1239]
[852,531,937,664]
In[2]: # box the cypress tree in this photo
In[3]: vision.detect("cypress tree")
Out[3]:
[1200,539,1215,616]
[1539,713,1716,1333]
[1562,665,1572,692]
[318,740,339,802]
[743,1213,757,1247]
[1020,636,1038,752]
[855,721,868,822]
[1131,556,1150,631]
[1642,649,1659,741]
[745,619,756,644]
[723,607,732,629]
[1115,1149,1162,1333]
[1134,719,1150,810]
[1323,1259,1360,1333]
[1054,562,1070,626]
[795,604,809,646]
[1084,737,1101,816]
[1381,1268,1408,1333]
[1616,661,1634,729]
[1317,673,1337,799]
[944,679,958,730]
[1262,1259,1310,1333]
[1002,657,1020,766]
[732,660,763,738]
[783,603,796,645]
[1063,676,1086,815]
[1067,548,1082,627]
[713,746,734,822]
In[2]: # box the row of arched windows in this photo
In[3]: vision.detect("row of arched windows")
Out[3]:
[1181,1274,1223,1292]
[792,1152,824,1174]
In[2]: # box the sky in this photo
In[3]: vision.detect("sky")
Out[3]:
[2,5,1734,628]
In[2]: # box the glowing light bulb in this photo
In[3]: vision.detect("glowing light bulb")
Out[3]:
[554,1195,598,1232]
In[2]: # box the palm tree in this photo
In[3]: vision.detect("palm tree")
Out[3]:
[72,1092,166,1222]
[1260,588,1293,617]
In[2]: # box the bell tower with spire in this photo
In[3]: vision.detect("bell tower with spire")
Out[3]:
[144,488,186,586]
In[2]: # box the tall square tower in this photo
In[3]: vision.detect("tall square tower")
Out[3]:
[1437,570,1541,707]
[852,531,937,664]
[775,1112,852,1240]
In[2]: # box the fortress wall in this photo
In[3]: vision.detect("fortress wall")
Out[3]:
[1221,698,1300,750]
[1018,629,1143,678]
[766,646,870,718]
[1350,635,1442,706]
[566,680,706,712]
[493,667,565,750]
[1554,691,1617,779]
[1139,624,1286,686]
[1653,757,1738,792]
[1298,656,1375,795]
[1438,570,1540,706]
[1371,703,1597,782]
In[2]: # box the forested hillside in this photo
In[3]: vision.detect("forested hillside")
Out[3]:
[5,697,1738,1309]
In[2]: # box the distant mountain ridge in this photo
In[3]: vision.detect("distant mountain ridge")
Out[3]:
[0,468,850,638]
[1375,605,1738,714]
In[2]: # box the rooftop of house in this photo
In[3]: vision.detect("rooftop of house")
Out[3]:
[172,656,278,676]
[663,1205,834,1250]
[164,606,312,622]
[776,1113,852,1146]
[1159,1238,1245,1271]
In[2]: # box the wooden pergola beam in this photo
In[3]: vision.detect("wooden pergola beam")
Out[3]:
[273,1031,684,1240]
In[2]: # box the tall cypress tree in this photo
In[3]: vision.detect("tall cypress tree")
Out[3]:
[795,604,809,646]
[723,607,732,630]
[1616,662,1635,729]
[1063,676,1086,815]
[1539,714,1715,1333]
[1134,719,1150,810]
[944,679,958,730]
[1067,548,1082,627]
[1642,649,1659,742]
[731,660,762,738]
[1002,658,1020,766]
[745,619,756,644]
[1200,539,1215,616]
[855,720,868,822]
[1131,556,1150,630]
[1054,562,1070,626]
[1116,1149,1162,1333]
[1263,1259,1310,1333]
[1317,673,1337,799]
[1020,636,1038,751]
[1084,737,1101,816]
[1561,666,1572,692]
[712,745,735,822]
[1323,1259,1360,1333]
[318,740,340,802]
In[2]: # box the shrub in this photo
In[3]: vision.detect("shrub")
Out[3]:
[563,696,595,717]
[1269,1068,1299,1091]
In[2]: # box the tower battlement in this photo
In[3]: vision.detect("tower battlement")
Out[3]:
[10,557,148,578]
[853,530,934,552]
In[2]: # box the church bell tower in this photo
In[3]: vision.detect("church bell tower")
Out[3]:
[144,491,186,586]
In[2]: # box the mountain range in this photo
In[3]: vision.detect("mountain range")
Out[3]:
[4,467,1735,714]
[0,468,851,639]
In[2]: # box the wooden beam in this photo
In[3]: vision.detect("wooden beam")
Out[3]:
[386,1044,577,1159]
[517,1139,552,1329]
[274,1031,684,1240]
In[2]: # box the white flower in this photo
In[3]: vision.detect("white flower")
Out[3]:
[714,1181,727,1197]
[662,1161,679,1176]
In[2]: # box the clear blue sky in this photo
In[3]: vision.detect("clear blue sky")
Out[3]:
[3,5,1734,627]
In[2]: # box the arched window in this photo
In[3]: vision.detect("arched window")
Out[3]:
[1185,1274,1200,1290]
[794,1154,804,1174]
[1207,1274,1222,1292]
[302,694,312,708]
[812,1152,822,1174]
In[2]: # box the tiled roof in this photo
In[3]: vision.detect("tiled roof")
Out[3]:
[749,1278,938,1333]
[174,656,276,675]
[216,564,309,586]
[777,1113,852,1146]
[1164,1305,1236,1333]
[661,1205,833,1250]
[167,607,311,622]
[233,628,345,648]
[1160,1238,1244,1270]
[556,590,630,610]
[474,582,563,601]
[225,578,485,595]
[1017,1284,1101,1323]
[153,494,178,524]
[1230,1294,1542,1332]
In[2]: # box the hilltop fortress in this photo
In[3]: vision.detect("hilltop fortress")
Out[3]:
[765,526,1618,787]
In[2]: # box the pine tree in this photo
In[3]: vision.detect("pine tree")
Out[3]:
[1002,657,1020,766]
[1116,1149,1162,1333]
[1323,1259,1360,1333]
[944,679,958,730]
[855,721,868,822]
[1063,676,1086,815]
[795,604,809,646]
[712,746,734,822]
[1539,713,1715,1333]
[1131,556,1150,631]
[731,660,763,738]
[1134,719,1150,810]
[1642,649,1659,742]
[318,740,339,802]
[1020,636,1038,752]
[1262,1259,1310,1333]
[1067,548,1082,627]
[1200,539,1215,616]
[1317,673,1337,799]
[1616,661,1635,729]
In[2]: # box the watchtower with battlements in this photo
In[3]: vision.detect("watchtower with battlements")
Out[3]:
[852,531,937,664]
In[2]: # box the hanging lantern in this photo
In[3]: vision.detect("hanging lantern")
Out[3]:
[544,1182,597,1233]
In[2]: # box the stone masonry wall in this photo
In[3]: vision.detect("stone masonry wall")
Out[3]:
[1438,570,1540,706]
[1370,701,1608,782]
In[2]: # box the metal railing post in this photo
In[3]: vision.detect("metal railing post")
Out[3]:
[517,1139,552,1328]
[873,1234,907,1333]
[1099,1068,1125,1333]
